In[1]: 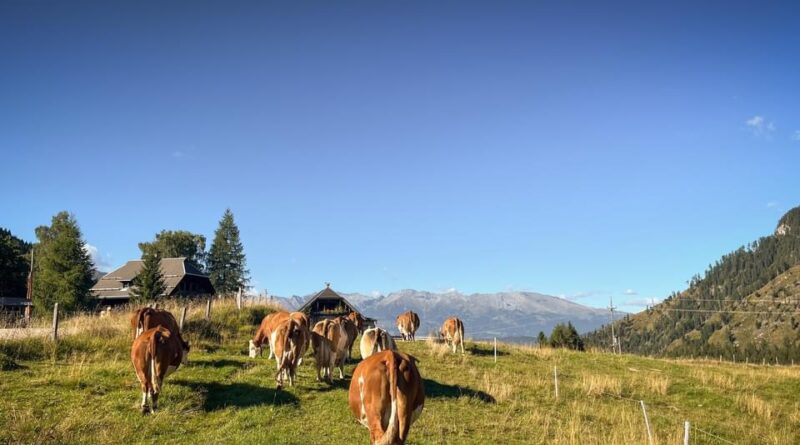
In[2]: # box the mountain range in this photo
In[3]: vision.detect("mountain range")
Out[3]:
[267,289,618,341]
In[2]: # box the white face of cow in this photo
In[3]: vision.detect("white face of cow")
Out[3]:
[249,340,261,358]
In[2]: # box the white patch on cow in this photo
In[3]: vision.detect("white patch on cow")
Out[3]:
[358,375,369,427]
[249,340,260,358]
[141,391,148,409]
[269,331,278,361]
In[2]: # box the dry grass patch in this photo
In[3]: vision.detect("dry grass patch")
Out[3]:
[736,393,774,421]
[640,374,670,395]
[581,374,624,397]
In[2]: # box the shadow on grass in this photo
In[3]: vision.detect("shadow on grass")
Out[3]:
[175,381,298,411]
[311,377,351,392]
[424,379,496,403]
[467,344,509,357]
[188,359,246,369]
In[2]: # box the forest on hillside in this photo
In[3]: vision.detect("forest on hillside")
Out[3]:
[586,207,800,362]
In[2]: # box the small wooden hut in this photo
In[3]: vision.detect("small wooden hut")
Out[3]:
[299,283,375,328]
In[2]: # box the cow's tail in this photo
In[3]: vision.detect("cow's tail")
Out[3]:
[458,321,465,354]
[148,327,170,394]
[375,352,399,445]
[135,309,148,339]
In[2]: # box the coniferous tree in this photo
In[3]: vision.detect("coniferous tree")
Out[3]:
[32,212,95,313]
[207,209,249,295]
[0,228,31,299]
[130,252,166,303]
[537,331,548,346]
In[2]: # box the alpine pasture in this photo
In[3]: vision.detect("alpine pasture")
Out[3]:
[2,300,799,445]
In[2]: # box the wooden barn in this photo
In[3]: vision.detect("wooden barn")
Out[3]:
[298,283,376,327]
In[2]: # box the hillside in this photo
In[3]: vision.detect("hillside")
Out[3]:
[1,302,799,444]
[586,206,800,361]
[272,289,617,340]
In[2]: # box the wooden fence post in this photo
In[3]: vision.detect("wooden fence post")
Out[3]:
[179,306,187,330]
[553,366,559,399]
[683,421,690,445]
[205,299,212,320]
[494,337,497,364]
[640,400,653,445]
[51,303,59,342]
[237,287,242,311]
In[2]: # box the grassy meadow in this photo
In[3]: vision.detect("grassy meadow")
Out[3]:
[2,301,799,445]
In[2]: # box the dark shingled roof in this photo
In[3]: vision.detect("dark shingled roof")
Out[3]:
[91,257,211,300]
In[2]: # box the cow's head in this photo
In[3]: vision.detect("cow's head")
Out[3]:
[249,339,262,358]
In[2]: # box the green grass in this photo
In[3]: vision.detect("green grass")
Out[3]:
[2,304,800,444]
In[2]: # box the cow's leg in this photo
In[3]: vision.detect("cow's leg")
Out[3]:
[150,390,159,412]
[140,391,149,414]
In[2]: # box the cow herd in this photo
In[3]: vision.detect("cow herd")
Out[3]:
[129,307,466,445]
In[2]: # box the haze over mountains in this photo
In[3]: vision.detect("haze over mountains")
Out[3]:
[269,289,618,341]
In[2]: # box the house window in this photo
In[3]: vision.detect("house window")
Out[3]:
[122,281,131,289]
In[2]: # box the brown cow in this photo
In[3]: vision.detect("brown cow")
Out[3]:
[272,317,308,389]
[395,311,420,341]
[314,318,349,379]
[339,315,359,362]
[131,308,189,363]
[131,326,189,413]
[347,311,366,333]
[250,311,290,359]
[349,350,425,445]
[440,317,465,354]
[311,322,335,383]
[360,327,397,360]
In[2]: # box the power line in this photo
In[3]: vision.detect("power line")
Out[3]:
[662,308,800,315]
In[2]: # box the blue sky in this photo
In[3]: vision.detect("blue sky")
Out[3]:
[2,1,799,312]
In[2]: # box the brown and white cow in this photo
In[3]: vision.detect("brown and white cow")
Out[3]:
[131,307,181,339]
[131,308,189,363]
[349,350,425,445]
[249,311,290,359]
[311,324,335,383]
[131,326,189,413]
[440,317,465,354]
[395,311,420,342]
[313,318,349,379]
[272,317,308,389]
[360,327,397,360]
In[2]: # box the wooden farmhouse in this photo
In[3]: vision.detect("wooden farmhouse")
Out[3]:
[91,257,215,306]
[298,283,376,327]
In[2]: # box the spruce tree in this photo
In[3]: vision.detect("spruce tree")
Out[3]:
[32,212,95,313]
[537,331,548,346]
[207,209,249,295]
[130,252,166,303]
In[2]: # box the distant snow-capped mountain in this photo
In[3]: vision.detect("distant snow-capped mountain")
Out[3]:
[263,289,618,341]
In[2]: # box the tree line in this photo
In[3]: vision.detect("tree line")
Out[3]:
[0,208,250,315]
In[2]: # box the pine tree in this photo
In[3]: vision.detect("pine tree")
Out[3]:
[207,209,249,295]
[129,252,166,303]
[32,212,95,313]
[537,331,548,346]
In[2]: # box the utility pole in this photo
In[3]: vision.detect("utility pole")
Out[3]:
[608,296,620,354]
